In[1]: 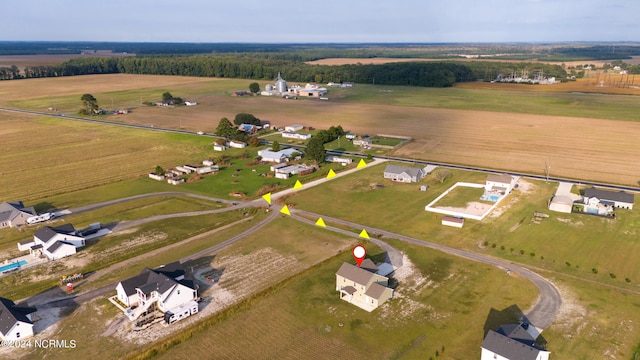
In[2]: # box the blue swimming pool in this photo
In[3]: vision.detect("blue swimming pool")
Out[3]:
[0,259,27,273]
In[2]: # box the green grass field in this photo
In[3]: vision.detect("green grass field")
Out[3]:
[148,238,536,360]
[330,84,640,122]
[431,184,489,208]
[287,163,640,290]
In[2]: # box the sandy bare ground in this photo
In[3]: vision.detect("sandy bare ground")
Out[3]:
[112,247,304,345]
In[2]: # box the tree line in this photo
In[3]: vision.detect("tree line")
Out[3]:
[0,55,475,87]
[0,54,577,84]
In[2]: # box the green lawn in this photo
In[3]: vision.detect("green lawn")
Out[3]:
[331,84,640,122]
[432,184,489,208]
[287,163,640,290]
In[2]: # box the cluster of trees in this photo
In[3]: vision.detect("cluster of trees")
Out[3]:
[305,125,346,163]
[215,116,260,146]
[233,113,260,126]
[79,94,99,115]
[0,55,476,87]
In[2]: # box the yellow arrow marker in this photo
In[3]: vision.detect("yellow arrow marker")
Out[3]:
[262,192,271,205]
[357,159,367,168]
[294,180,303,189]
[280,205,291,216]
[326,169,336,179]
[315,217,326,227]
[359,229,370,239]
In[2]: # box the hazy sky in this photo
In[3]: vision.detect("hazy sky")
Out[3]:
[2,0,638,43]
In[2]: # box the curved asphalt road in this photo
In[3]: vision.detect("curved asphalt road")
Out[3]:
[291,208,561,330]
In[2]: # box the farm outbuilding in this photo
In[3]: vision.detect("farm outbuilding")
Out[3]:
[442,216,464,228]
[549,195,574,213]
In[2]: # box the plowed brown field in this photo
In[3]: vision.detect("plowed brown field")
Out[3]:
[3,74,639,186]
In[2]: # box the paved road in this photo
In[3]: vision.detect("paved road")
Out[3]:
[291,208,561,330]
[4,105,564,330]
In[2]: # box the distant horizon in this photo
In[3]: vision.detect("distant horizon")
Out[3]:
[1,40,640,45]
[3,1,639,43]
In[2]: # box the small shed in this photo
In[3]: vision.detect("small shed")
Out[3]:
[442,216,464,228]
[420,185,428,192]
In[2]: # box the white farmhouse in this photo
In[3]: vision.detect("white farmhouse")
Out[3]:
[17,224,86,260]
[0,297,37,341]
[485,174,516,195]
[481,323,550,360]
[114,261,198,322]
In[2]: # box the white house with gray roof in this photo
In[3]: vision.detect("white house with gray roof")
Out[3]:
[17,224,85,260]
[258,148,300,163]
[0,201,36,229]
[114,261,198,321]
[583,187,634,210]
[335,260,394,312]
[383,164,425,183]
[0,297,37,341]
[481,323,549,360]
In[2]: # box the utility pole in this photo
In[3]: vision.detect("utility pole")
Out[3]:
[544,160,550,183]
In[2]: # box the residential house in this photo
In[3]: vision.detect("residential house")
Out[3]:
[114,261,198,321]
[485,174,516,196]
[238,124,259,134]
[583,187,634,210]
[383,164,425,183]
[481,323,550,360]
[17,224,85,260]
[0,297,37,341]
[282,132,312,140]
[353,138,372,147]
[335,261,394,312]
[229,141,247,149]
[325,156,353,165]
[258,148,300,163]
[0,201,36,228]
[274,164,316,179]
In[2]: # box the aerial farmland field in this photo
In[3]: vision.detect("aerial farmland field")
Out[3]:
[3,74,640,186]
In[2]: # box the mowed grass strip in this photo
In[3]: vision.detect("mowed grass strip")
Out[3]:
[150,239,536,360]
[0,195,227,255]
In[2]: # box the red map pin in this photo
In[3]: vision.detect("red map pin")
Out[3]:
[352,244,366,267]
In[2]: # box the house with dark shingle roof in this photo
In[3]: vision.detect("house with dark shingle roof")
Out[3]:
[481,323,550,360]
[383,164,425,183]
[0,297,37,341]
[114,261,197,321]
[583,186,634,210]
[17,224,85,260]
[0,201,36,229]
[335,262,394,312]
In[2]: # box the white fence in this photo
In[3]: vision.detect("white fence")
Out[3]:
[424,182,508,221]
